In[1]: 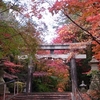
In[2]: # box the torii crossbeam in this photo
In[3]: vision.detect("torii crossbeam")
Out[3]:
[39,42,87,50]
[36,54,86,59]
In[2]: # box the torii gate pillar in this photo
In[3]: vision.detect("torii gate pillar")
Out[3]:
[70,57,77,100]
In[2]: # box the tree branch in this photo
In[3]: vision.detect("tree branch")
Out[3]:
[0,9,9,14]
[0,0,18,14]
[63,12,100,45]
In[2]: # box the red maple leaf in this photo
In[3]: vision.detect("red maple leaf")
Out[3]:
[4,61,21,67]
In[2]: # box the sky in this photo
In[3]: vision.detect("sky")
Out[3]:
[30,0,59,43]
[3,0,60,43]
[36,7,59,43]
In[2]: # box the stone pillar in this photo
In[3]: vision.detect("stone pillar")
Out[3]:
[26,57,33,93]
[70,57,77,100]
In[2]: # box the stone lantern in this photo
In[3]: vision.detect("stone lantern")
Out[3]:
[89,56,99,71]
[80,80,87,92]
[87,56,100,99]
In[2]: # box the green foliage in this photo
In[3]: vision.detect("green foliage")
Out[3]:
[0,0,7,10]
[87,70,100,76]
[32,75,71,92]
[32,78,52,92]
[0,20,23,57]
[87,71,100,99]
[0,0,41,60]
[49,76,58,90]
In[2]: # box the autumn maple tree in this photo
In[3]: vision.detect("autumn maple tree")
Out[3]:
[49,0,100,60]
[48,0,100,98]
[0,0,44,80]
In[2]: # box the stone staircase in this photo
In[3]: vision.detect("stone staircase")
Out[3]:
[11,92,72,100]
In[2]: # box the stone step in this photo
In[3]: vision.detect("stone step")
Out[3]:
[11,92,72,100]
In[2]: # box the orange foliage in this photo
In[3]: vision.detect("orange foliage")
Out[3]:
[92,42,100,60]
[46,59,69,90]
[50,0,100,61]
[56,25,75,42]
